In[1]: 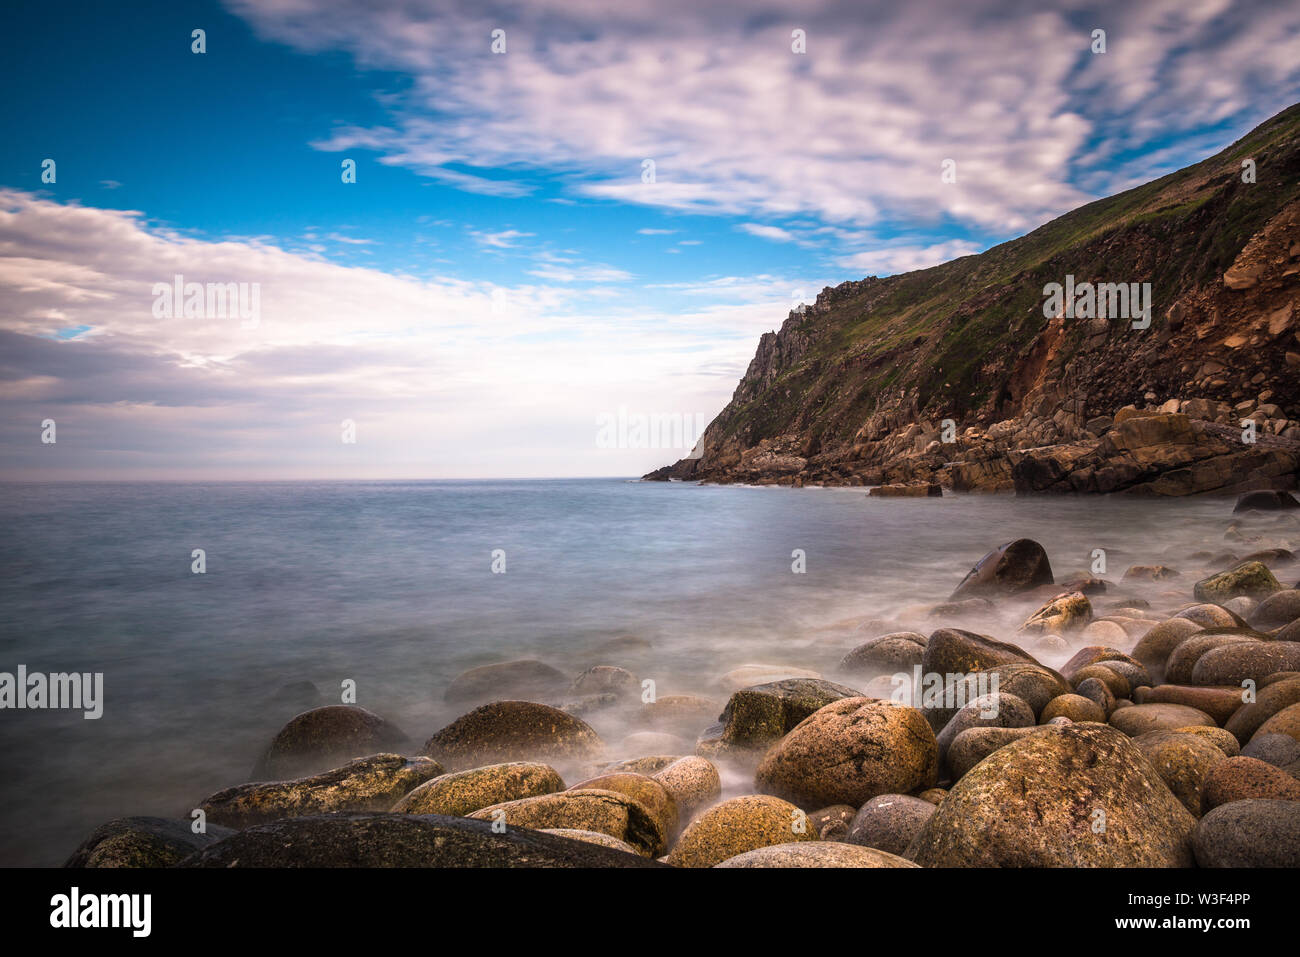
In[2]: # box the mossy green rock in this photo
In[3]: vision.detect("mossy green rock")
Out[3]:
[697,677,862,758]
[1193,561,1282,603]
[905,723,1195,866]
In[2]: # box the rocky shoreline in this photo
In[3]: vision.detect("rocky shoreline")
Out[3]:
[647,403,1300,496]
[65,491,1300,868]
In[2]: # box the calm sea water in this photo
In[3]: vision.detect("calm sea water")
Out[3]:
[0,479,1273,865]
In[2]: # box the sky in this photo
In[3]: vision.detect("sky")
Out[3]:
[2,0,1299,480]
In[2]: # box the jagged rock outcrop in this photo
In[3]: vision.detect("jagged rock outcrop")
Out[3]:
[647,104,1300,495]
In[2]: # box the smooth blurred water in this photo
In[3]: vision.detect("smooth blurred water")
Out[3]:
[0,478,1285,865]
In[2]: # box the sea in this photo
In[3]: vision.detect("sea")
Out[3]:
[0,478,1273,864]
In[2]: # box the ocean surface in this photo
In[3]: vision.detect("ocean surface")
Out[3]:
[0,479,1273,865]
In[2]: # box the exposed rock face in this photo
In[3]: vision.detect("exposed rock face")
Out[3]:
[905,724,1196,867]
[645,104,1300,494]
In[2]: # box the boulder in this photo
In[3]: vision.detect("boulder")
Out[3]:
[422,701,603,771]
[65,817,236,868]
[539,829,641,855]
[569,665,639,699]
[714,842,919,868]
[202,754,442,829]
[922,628,1039,678]
[950,539,1054,599]
[1200,756,1300,813]
[444,659,570,705]
[1225,677,1300,743]
[564,773,677,839]
[1193,561,1282,603]
[935,692,1036,775]
[846,794,936,855]
[946,726,1042,781]
[1018,592,1092,636]
[252,706,412,780]
[1251,590,1300,629]
[1191,641,1300,686]
[652,757,721,824]
[1041,694,1106,724]
[1233,490,1300,512]
[1173,725,1241,757]
[1175,603,1244,629]
[468,788,666,856]
[1242,733,1300,768]
[905,724,1195,867]
[1254,701,1300,744]
[391,761,565,816]
[1110,703,1216,737]
[1130,731,1227,817]
[1132,618,1204,681]
[180,813,664,867]
[838,633,927,677]
[1135,685,1248,725]
[755,698,938,808]
[808,805,856,840]
[1193,800,1300,867]
[664,795,817,868]
[1165,633,1260,685]
[696,678,862,758]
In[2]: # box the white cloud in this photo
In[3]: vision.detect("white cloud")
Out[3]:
[469,228,533,248]
[835,240,984,276]
[227,0,1300,236]
[738,223,797,243]
[0,190,794,479]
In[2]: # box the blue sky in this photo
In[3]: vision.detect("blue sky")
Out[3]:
[2,0,1299,478]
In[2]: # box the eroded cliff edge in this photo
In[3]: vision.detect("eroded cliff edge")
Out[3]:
[646,104,1300,494]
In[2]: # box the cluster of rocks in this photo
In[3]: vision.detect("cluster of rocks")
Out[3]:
[66,496,1300,868]
[654,402,1300,497]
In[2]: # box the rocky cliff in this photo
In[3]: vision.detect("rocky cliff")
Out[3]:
[646,103,1300,494]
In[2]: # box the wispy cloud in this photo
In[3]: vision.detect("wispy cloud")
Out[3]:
[229,0,1300,237]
